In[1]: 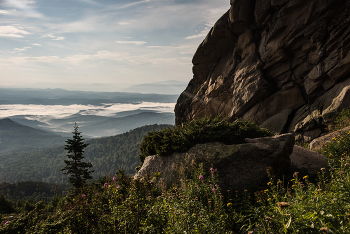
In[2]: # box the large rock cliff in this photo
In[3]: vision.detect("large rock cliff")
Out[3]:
[175,0,350,140]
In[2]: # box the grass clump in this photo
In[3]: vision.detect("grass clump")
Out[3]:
[139,116,273,165]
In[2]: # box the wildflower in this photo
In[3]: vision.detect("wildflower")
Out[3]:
[267,182,272,186]
[290,179,295,181]
[227,203,232,207]
[215,184,219,187]
[277,202,290,208]
[210,168,214,172]
[303,175,308,180]
[291,185,297,189]
[199,174,204,180]
[319,227,329,232]
[264,189,268,193]
[116,186,120,189]
[267,198,271,202]
[212,188,216,191]
[82,194,86,198]
[4,221,9,225]
[113,176,116,181]
[104,182,108,187]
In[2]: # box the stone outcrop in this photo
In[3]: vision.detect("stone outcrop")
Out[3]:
[290,146,327,175]
[135,134,294,190]
[309,126,350,151]
[175,0,350,140]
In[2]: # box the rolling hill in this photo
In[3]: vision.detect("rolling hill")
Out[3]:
[0,118,66,155]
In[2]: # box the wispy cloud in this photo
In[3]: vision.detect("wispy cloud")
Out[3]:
[184,28,210,39]
[1,0,44,18]
[0,25,31,38]
[0,9,10,14]
[43,34,65,41]
[112,0,151,10]
[118,22,130,26]
[116,40,146,45]
[14,46,32,52]
[76,0,103,7]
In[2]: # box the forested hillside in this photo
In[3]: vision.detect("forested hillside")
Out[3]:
[0,118,66,155]
[0,124,172,183]
[0,181,70,201]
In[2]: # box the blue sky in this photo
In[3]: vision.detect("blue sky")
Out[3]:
[0,0,229,91]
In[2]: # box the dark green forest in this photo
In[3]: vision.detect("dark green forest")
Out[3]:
[0,124,172,184]
[0,181,70,202]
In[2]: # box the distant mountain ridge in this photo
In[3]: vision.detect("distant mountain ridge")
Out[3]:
[80,111,175,137]
[0,87,179,105]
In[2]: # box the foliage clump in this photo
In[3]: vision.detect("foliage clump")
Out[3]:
[139,116,273,164]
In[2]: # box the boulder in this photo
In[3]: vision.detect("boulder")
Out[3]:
[290,146,327,175]
[134,133,294,191]
[175,0,350,141]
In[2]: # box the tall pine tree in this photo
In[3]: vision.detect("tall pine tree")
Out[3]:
[61,123,93,189]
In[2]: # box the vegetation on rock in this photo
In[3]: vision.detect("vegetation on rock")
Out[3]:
[139,116,273,165]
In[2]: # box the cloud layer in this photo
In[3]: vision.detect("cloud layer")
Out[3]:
[0,102,176,119]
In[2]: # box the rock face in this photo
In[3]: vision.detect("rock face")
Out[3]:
[135,134,294,190]
[175,0,350,140]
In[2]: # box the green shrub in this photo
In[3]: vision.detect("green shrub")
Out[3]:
[0,195,14,214]
[335,108,350,129]
[139,116,273,164]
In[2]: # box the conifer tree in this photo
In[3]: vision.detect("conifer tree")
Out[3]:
[61,123,93,189]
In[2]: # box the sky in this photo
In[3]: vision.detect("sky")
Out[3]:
[0,0,230,92]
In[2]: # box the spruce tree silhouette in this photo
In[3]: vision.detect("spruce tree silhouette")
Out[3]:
[61,123,93,190]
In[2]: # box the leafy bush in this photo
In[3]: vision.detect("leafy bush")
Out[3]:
[139,117,273,164]
[0,195,14,214]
